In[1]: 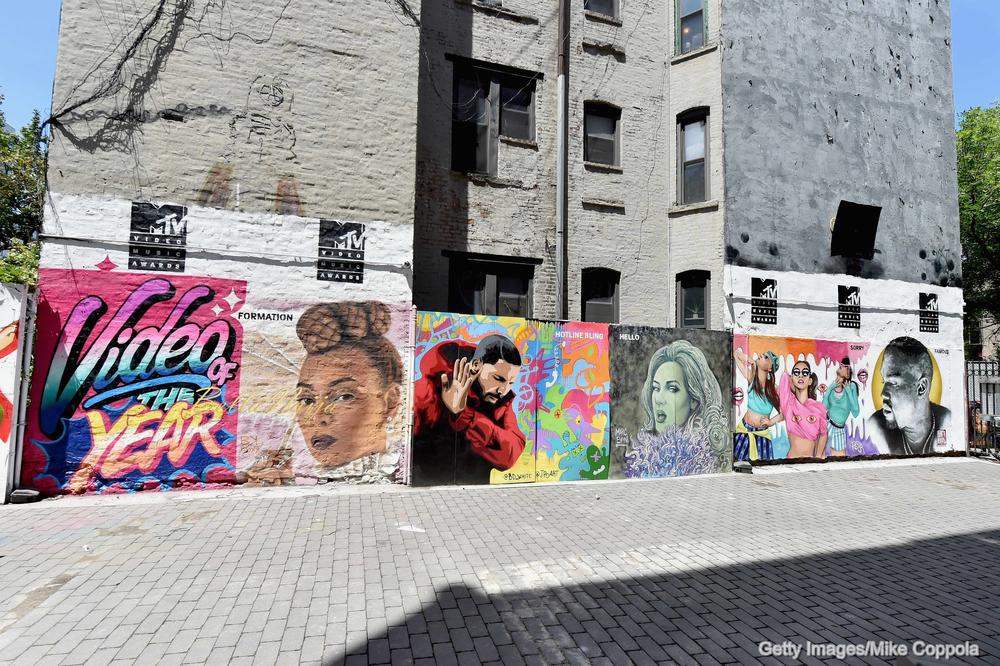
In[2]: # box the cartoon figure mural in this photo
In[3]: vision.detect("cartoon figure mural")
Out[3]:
[732,347,782,461]
[22,270,246,494]
[823,357,861,458]
[733,335,957,461]
[610,328,732,478]
[411,313,611,486]
[776,358,828,459]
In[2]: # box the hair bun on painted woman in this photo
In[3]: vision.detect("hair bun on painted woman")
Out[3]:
[296,301,393,354]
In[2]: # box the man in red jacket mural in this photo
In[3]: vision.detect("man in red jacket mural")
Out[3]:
[412,335,526,485]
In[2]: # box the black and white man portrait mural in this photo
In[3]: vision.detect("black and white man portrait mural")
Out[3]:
[866,336,951,455]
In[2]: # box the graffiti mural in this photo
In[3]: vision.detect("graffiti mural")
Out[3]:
[610,327,732,478]
[234,301,410,485]
[733,334,955,461]
[411,313,612,486]
[535,322,611,483]
[22,270,246,494]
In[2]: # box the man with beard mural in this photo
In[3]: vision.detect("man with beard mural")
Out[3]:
[412,335,526,485]
[867,336,951,455]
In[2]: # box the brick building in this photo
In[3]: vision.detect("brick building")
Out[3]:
[21,0,965,494]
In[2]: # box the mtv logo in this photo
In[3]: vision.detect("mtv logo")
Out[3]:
[320,220,366,252]
[752,278,777,300]
[920,292,938,312]
[839,286,861,307]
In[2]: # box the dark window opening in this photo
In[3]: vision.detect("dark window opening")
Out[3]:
[678,110,708,204]
[584,102,621,166]
[448,256,536,318]
[677,270,709,329]
[452,62,537,175]
[582,268,621,323]
[585,0,617,18]
[830,200,881,260]
[679,0,705,54]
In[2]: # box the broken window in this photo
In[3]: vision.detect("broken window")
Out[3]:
[448,255,536,318]
[582,268,621,323]
[584,102,621,166]
[677,270,710,329]
[451,61,537,175]
[678,109,709,204]
[678,0,706,54]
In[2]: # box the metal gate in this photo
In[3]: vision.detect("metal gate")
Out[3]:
[967,360,1000,458]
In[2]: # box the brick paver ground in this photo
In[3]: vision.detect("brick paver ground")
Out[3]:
[0,458,998,665]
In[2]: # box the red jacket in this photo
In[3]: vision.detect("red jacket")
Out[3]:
[412,340,526,471]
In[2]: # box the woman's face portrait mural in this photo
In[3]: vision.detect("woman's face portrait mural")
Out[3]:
[611,328,732,479]
[295,302,403,469]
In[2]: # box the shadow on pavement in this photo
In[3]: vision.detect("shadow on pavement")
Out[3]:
[325,528,1000,665]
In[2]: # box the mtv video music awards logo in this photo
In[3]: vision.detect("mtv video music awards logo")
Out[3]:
[919,292,939,333]
[751,278,778,325]
[318,220,366,284]
[128,202,188,273]
[838,285,861,329]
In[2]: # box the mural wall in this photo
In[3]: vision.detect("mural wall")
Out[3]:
[610,328,732,478]
[411,312,731,485]
[732,335,962,461]
[25,193,413,494]
[0,284,28,500]
[726,266,967,462]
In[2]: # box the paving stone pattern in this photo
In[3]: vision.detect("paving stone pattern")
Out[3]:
[0,460,998,665]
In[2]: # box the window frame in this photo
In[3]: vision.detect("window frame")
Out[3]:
[584,0,618,20]
[450,58,539,176]
[447,254,537,318]
[583,101,622,167]
[676,270,710,329]
[677,108,709,205]
[581,267,621,323]
[676,0,707,55]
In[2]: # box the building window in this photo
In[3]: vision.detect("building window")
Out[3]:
[677,270,709,329]
[584,102,621,166]
[581,268,620,323]
[678,0,705,54]
[584,0,617,19]
[452,61,537,175]
[448,255,536,318]
[678,110,708,204]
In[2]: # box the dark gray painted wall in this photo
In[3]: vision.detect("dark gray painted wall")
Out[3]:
[721,0,961,287]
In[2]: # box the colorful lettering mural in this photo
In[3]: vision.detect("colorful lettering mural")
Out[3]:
[733,335,957,461]
[22,270,246,494]
[610,327,732,478]
[411,313,611,486]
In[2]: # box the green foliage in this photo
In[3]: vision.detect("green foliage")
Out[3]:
[957,103,1000,355]
[0,239,40,286]
[0,96,47,286]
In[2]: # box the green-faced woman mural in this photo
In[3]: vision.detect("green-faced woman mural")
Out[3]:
[634,340,728,472]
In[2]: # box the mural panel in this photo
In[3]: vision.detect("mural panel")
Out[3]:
[0,284,27,498]
[733,335,956,461]
[23,270,245,494]
[235,301,411,485]
[411,313,611,486]
[610,327,732,478]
